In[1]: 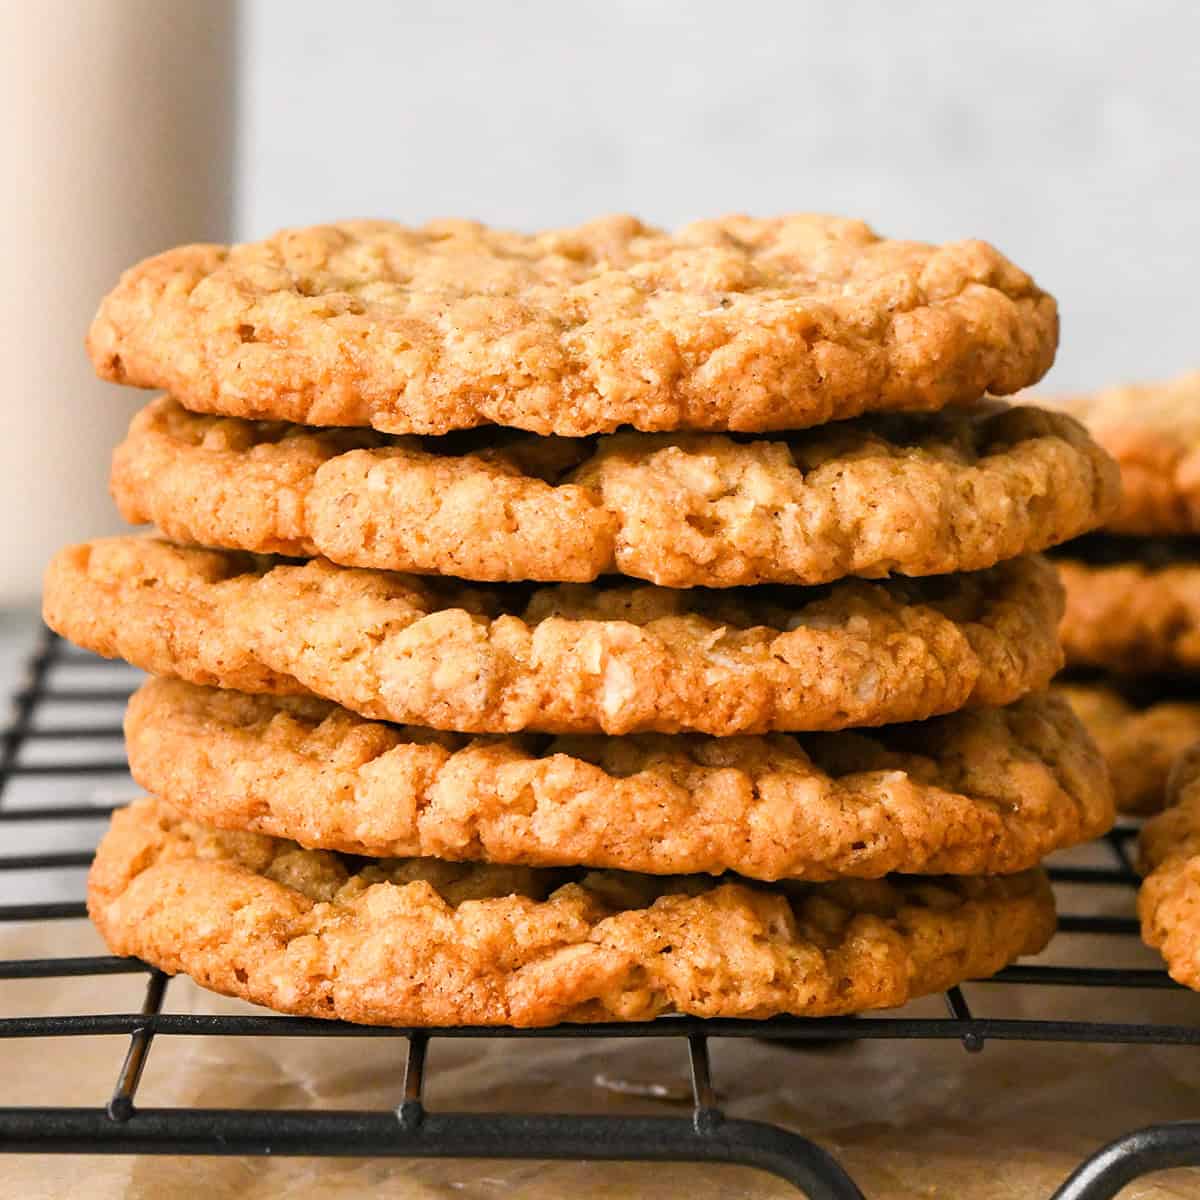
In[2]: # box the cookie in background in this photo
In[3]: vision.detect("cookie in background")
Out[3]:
[1035,370,1200,812]
[1054,682,1200,816]
[1139,739,1200,988]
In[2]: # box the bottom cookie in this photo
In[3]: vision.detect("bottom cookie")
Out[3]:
[1054,682,1200,814]
[90,798,1056,1027]
[1139,745,1200,990]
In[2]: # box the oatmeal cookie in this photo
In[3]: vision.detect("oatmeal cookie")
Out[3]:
[127,680,1112,881]
[1054,682,1200,814]
[112,396,1117,586]
[88,214,1058,437]
[1138,743,1200,990]
[1058,559,1200,675]
[44,538,1064,735]
[1047,371,1200,536]
[88,797,1056,1026]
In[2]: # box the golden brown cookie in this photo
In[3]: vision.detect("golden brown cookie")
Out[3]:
[44,538,1064,736]
[1058,558,1200,675]
[112,396,1118,587]
[1048,371,1200,536]
[88,214,1058,437]
[89,796,1057,1026]
[1138,742,1200,989]
[1053,682,1200,815]
[127,680,1113,881]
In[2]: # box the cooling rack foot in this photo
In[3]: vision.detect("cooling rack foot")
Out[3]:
[1051,1122,1200,1199]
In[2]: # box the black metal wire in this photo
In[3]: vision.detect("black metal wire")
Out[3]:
[107,971,169,1122]
[0,626,1198,1200]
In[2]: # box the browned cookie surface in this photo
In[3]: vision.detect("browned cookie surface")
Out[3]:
[113,397,1117,586]
[127,680,1113,881]
[45,538,1064,736]
[88,214,1057,437]
[88,797,1056,1027]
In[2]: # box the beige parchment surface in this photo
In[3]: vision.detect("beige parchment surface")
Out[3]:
[2,860,1200,1200]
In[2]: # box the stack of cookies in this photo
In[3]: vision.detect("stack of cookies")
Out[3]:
[45,215,1120,1027]
[1044,372,1200,814]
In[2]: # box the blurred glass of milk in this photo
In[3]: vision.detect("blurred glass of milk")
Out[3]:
[0,0,236,604]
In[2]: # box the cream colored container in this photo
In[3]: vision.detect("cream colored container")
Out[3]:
[0,0,236,603]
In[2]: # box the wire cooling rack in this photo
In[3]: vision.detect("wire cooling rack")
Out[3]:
[2,627,1200,1199]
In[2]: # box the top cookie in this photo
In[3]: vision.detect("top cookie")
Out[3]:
[1045,371,1200,536]
[88,214,1058,437]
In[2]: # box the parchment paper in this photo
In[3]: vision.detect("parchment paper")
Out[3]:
[3,855,1200,1198]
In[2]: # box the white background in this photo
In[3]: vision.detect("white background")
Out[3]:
[239,0,1199,394]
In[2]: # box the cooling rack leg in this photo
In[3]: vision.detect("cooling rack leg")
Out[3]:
[107,971,168,1121]
[396,1033,428,1129]
[1051,1122,1200,1199]
[681,1031,861,1193]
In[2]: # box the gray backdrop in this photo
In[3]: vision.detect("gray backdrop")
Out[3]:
[238,0,1198,393]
